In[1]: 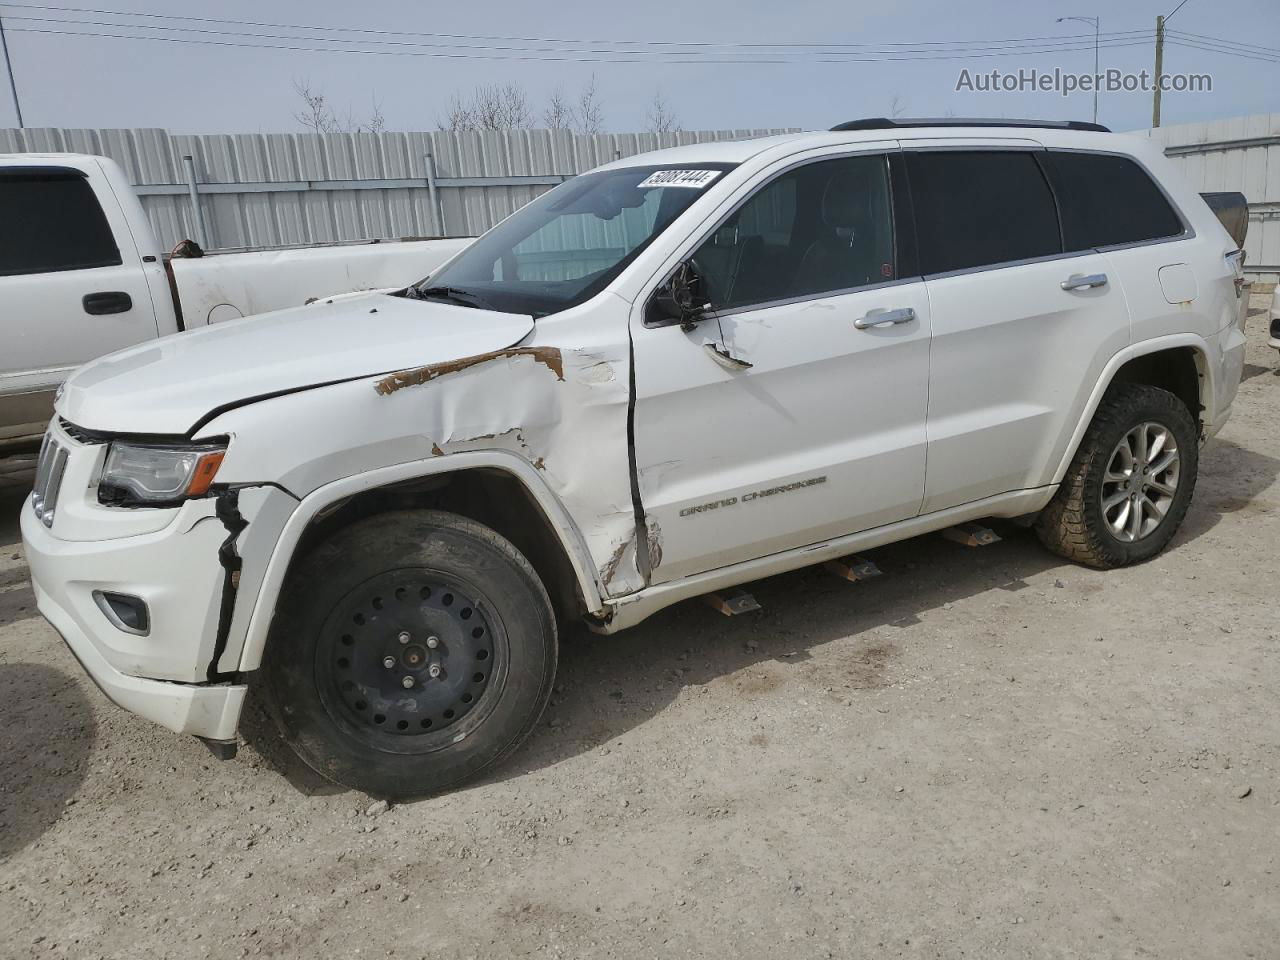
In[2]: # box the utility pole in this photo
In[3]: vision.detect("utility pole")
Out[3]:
[1154,0,1191,128]
[0,14,22,128]
[1152,14,1165,127]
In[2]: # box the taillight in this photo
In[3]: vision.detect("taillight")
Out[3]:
[1226,249,1246,297]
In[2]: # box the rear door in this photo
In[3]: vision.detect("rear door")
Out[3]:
[907,147,1131,513]
[0,163,159,441]
[631,148,934,584]
[1037,149,1211,345]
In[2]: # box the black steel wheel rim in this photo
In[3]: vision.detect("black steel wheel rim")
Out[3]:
[315,569,508,755]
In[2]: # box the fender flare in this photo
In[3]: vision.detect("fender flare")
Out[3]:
[234,450,606,673]
[1051,332,1216,486]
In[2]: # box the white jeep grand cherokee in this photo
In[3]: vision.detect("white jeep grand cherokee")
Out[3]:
[22,119,1249,798]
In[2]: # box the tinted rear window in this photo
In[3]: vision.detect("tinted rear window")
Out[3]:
[1041,150,1184,250]
[0,172,121,277]
[906,151,1062,275]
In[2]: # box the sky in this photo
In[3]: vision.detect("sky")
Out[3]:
[0,0,1275,136]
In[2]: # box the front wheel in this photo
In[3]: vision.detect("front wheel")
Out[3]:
[260,509,557,798]
[1036,383,1199,569]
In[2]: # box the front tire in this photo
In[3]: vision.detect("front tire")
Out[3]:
[260,509,557,798]
[1036,383,1198,569]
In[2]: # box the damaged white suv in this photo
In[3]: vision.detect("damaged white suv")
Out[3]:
[23,119,1249,797]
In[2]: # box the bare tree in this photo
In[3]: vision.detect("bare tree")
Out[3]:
[364,98,386,135]
[294,79,386,133]
[442,84,533,131]
[645,88,680,135]
[572,75,605,135]
[888,94,908,119]
[489,83,533,130]
[543,87,572,130]
[294,79,340,134]
[441,79,604,133]
[442,91,477,132]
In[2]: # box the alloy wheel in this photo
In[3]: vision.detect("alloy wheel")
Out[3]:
[1100,421,1181,543]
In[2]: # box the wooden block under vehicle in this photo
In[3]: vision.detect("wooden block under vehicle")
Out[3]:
[823,555,883,582]
[701,588,762,616]
[940,522,1001,547]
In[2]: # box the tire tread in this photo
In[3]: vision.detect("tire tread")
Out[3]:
[1036,383,1198,569]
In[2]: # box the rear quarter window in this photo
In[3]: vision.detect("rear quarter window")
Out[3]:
[0,172,122,277]
[1040,151,1185,250]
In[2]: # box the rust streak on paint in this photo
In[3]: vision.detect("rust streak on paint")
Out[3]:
[374,346,565,396]
[431,442,445,456]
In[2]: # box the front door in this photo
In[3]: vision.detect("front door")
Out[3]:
[631,151,933,585]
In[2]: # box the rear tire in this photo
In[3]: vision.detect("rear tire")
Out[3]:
[1036,383,1198,569]
[260,509,557,799]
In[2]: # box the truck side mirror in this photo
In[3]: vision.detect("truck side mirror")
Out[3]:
[646,261,707,328]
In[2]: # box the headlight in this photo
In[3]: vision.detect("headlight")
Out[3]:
[98,443,227,507]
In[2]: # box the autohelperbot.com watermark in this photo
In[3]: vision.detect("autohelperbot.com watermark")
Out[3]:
[956,67,1212,97]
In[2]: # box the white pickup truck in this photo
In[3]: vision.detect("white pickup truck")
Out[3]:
[0,153,470,452]
[22,119,1250,799]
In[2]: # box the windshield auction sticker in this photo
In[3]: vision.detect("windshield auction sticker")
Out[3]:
[638,169,722,188]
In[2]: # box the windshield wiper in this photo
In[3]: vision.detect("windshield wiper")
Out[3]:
[410,285,494,310]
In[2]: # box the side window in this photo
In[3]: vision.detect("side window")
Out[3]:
[508,186,664,283]
[0,173,121,277]
[691,154,896,311]
[906,151,1061,275]
[1040,151,1184,250]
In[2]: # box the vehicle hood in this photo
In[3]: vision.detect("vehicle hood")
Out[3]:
[58,293,535,435]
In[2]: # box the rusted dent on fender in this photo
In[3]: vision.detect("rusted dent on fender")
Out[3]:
[430,442,445,456]
[373,346,565,396]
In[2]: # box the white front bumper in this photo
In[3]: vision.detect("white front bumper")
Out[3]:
[19,412,256,740]
[30,572,246,739]
[22,502,247,739]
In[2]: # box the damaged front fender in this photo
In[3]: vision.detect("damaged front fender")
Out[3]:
[196,299,647,670]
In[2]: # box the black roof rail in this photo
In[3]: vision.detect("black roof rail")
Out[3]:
[830,117,1111,133]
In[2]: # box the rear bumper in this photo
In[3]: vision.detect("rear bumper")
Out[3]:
[1207,322,1247,440]
[32,576,246,739]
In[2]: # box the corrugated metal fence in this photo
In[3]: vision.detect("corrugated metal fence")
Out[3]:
[0,126,795,252]
[1141,113,1280,283]
[3,119,1275,280]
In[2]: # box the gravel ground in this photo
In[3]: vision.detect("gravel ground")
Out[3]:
[2,294,1278,959]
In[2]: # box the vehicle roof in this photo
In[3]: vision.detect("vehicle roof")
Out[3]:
[597,127,1152,171]
[0,152,98,161]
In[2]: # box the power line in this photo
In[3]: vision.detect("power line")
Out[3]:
[1168,29,1280,57]
[2,25,1160,64]
[0,14,1160,60]
[1164,38,1280,64]
[0,2,1155,51]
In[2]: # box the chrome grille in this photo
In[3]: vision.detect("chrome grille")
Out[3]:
[31,433,69,528]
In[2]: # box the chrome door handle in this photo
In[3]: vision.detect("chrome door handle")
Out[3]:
[702,340,753,371]
[854,307,916,330]
[1061,273,1109,291]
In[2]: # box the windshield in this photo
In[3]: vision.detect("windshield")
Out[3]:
[416,163,736,317]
